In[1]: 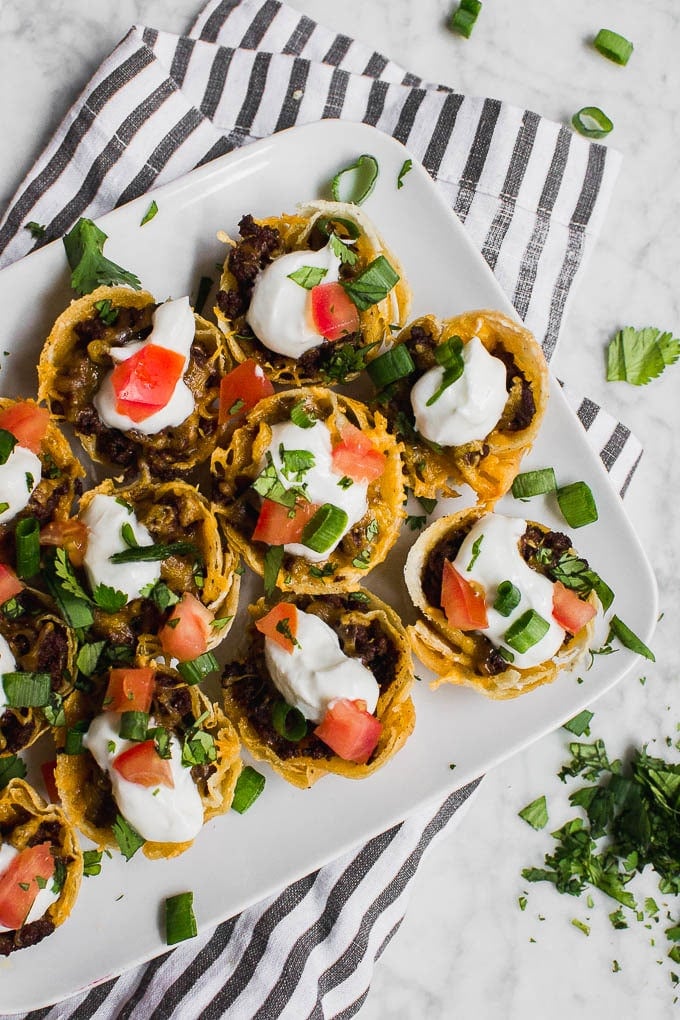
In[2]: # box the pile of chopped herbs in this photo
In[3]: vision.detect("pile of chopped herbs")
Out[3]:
[519,720,680,983]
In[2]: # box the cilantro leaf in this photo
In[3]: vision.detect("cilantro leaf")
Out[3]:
[606,326,680,386]
[112,815,145,860]
[0,755,27,790]
[63,218,142,296]
[519,795,549,830]
[93,584,128,613]
[287,266,327,289]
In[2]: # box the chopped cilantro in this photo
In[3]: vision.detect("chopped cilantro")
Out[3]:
[563,710,594,737]
[397,159,413,189]
[63,218,141,296]
[518,795,549,830]
[140,200,158,226]
[0,755,27,790]
[606,326,680,386]
[112,815,145,860]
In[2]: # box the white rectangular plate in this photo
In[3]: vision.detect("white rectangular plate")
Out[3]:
[0,120,657,1012]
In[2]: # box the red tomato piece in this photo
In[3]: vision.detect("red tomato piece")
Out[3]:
[104,667,156,714]
[40,760,59,804]
[0,402,49,454]
[314,698,382,764]
[0,563,23,605]
[552,581,596,633]
[159,593,214,662]
[255,602,298,654]
[252,499,320,546]
[111,344,186,422]
[310,282,360,341]
[218,359,275,425]
[112,740,174,789]
[0,843,55,930]
[331,423,385,483]
[440,560,488,631]
[39,518,89,568]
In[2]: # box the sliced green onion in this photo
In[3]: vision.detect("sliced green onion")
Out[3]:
[194,275,213,317]
[119,711,150,741]
[263,545,284,597]
[314,215,361,241]
[607,615,655,661]
[1,672,51,708]
[290,401,316,428]
[593,28,633,66]
[110,540,196,564]
[271,700,307,742]
[426,336,464,406]
[511,468,557,499]
[341,256,399,312]
[178,651,219,686]
[494,581,521,617]
[64,721,90,755]
[231,765,266,814]
[450,0,482,38]
[301,504,348,554]
[330,154,379,205]
[556,481,598,528]
[15,516,40,578]
[0,428,18,465]
[366,346,416,389]
[572,107,613,139]
[504,609,550,653]
[165,891,198,945]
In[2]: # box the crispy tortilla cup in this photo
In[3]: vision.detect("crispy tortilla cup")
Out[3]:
[0,398,84,556]
[374,311,548,501]
[210,387,405,593]
[55,663,242,860]
[214,200,411,386]
[0,778,82,956]
[221,591,415,788]
[74,475,239,654]
[404,508,597,699]
[38,285,229,479]
[0,587,77,757]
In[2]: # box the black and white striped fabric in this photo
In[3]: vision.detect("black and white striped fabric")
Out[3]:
[0,1,642,1016]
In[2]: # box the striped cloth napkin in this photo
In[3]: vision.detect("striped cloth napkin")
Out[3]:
[0,1,642,1017]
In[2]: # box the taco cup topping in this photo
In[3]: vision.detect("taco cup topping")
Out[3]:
[0,564,23,606]
[313,698,382,764]
[0,402,49,455]
[0,438,41,526]
[80,493,160,603]
[0,842,57,932]
[0,633,17,709]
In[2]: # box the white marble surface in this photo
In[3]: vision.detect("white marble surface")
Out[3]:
[1,0,679,1017]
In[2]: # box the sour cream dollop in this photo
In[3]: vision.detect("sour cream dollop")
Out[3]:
[0,445,41,526]
[246,243,341,358]
[410,336,507,447]
[80,493,160,603]
[94,296,196,435]
[0,632,17,710]
[83,712,204,844]
[0,843,60,933]
[264,609,379,723]
[453,514,564,669]
[261,420,368,562]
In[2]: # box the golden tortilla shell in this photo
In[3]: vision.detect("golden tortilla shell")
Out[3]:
[383,311,549,501]
[55,664,242,859]
[0,778,82,954]
[404,508,596,699]
[221,590,415,788]
[77,475,239,653]
[0,588,77,756]
[210,387,405,593]
[214,200,411,386]
[38,285,229,478]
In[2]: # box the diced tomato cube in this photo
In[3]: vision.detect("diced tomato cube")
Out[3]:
[112,740,174,788]
[552,581,596,633]
[0,563,23,606]
[159,592,214,662]
[111,344,186,422]
[310,282,360,341]
[40,760,59,804]
[255,602,298,654]
[0,843,55,929]
[0,402,49,453]
[252,499,320,546]
[39,518,89,568]
[440,560,488,631]
[331,423,385,483]
[104,667,155,714]
[314,698,382,764]
[218,359,275,425]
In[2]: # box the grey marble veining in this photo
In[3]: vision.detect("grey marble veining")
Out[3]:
[1,1,679,1017]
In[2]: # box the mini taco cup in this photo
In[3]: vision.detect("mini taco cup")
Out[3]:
[38,286,229,479]
[404,508,597,699]
[0,778,82,956]
[55,663,242,860]
[221,590,415,788]
[214,200,411,386]
[373,311,548,501]
[210,387,405,593]
[0,587,77,756]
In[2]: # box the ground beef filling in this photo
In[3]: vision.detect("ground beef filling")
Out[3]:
[0,917,56,956]
[224,596,395,761]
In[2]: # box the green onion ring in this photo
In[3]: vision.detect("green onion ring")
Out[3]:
[571,107,613,140]
[330,154,379,205]
[271,700,307,742]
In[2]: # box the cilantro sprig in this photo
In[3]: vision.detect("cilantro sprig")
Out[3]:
[63,218,141,296]
[606,326,680,386]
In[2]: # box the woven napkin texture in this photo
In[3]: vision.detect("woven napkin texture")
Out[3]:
[0,1,642,1017]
